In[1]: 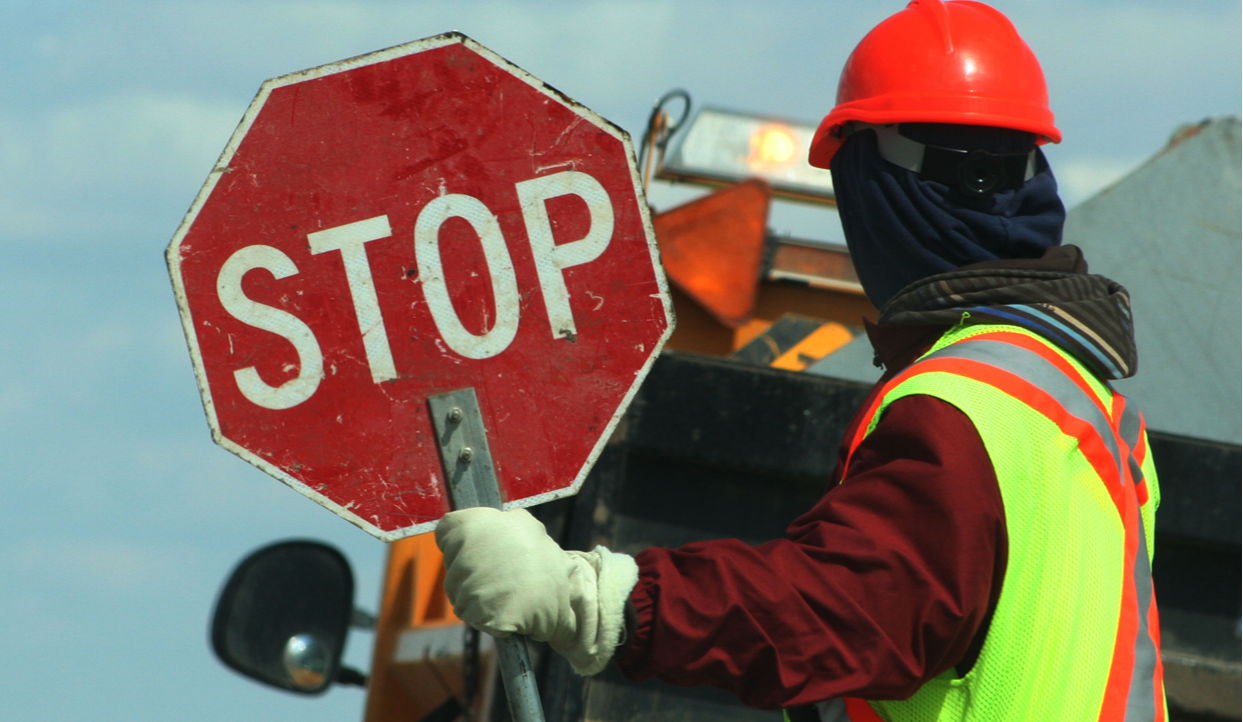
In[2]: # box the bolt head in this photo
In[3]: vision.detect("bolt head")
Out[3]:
[448,407,464,423]
[458,447,475,463]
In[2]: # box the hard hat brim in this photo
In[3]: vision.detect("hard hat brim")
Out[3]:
[809,96,1062,170]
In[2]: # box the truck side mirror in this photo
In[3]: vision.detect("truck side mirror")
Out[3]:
[211,540,355,695]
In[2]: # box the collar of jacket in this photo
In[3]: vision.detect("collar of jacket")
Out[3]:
[869,245,1138,380]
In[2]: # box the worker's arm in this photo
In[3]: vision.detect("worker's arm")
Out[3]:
[614,394,1007,709]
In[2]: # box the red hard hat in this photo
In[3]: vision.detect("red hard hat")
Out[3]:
[809,0,1061,170]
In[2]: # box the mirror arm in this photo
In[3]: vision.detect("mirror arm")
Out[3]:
[417,696,464,722]
[335,666,368,687]
[350,608,378,630]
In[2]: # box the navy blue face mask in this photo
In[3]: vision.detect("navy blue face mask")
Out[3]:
[829,125,1066,310]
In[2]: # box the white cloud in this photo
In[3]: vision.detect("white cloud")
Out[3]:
[2,318,142,410]
[0,385,34,430]
[0,91,240,241]
[1014,1,1240,85]
[124,436,275,513]
[0,1,688,246]
[2,538,188,593]
[1055,155,1145,209]
[4,0,1235,248]
[1004,1,1240,157]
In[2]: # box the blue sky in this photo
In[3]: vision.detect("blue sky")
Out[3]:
[1,1,1238,721]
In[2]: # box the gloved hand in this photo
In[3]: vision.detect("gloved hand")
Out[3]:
[435,507,639,676]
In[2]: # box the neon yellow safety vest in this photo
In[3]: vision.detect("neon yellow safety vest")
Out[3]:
[809,323,1166,722]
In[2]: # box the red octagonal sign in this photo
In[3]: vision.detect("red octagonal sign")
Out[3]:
[167,34,672,541]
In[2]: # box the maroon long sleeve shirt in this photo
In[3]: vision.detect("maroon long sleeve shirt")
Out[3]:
[614,323,1009,709]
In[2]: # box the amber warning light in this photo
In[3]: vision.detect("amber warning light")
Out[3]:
[658,107,836,205]
[749,124,799,170]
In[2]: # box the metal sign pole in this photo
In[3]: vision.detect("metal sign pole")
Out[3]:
[429,388,546,722]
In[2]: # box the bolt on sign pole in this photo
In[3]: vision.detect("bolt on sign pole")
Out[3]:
[428,389,543,722]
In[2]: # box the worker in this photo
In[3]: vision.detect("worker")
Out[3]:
[436,1,1166,719]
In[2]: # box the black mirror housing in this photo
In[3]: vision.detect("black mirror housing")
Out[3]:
[211,540,355,695]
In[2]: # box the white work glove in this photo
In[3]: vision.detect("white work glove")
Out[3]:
[435,507,639,676]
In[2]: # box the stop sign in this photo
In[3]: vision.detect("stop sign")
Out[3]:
[167,34,672,541]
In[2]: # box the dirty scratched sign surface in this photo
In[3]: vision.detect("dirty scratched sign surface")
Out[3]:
[167,33,673,541]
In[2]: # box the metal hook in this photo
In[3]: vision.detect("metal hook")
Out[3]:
[639,89,692,193]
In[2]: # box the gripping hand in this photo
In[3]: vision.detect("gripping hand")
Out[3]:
[435,507,638,675]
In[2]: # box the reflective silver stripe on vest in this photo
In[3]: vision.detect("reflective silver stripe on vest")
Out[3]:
[920,339,1126,486]
[917,337,1158,721]
[1120,398,1158,721]
[1119,400,1146,486]
[1126,511,1158,721]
